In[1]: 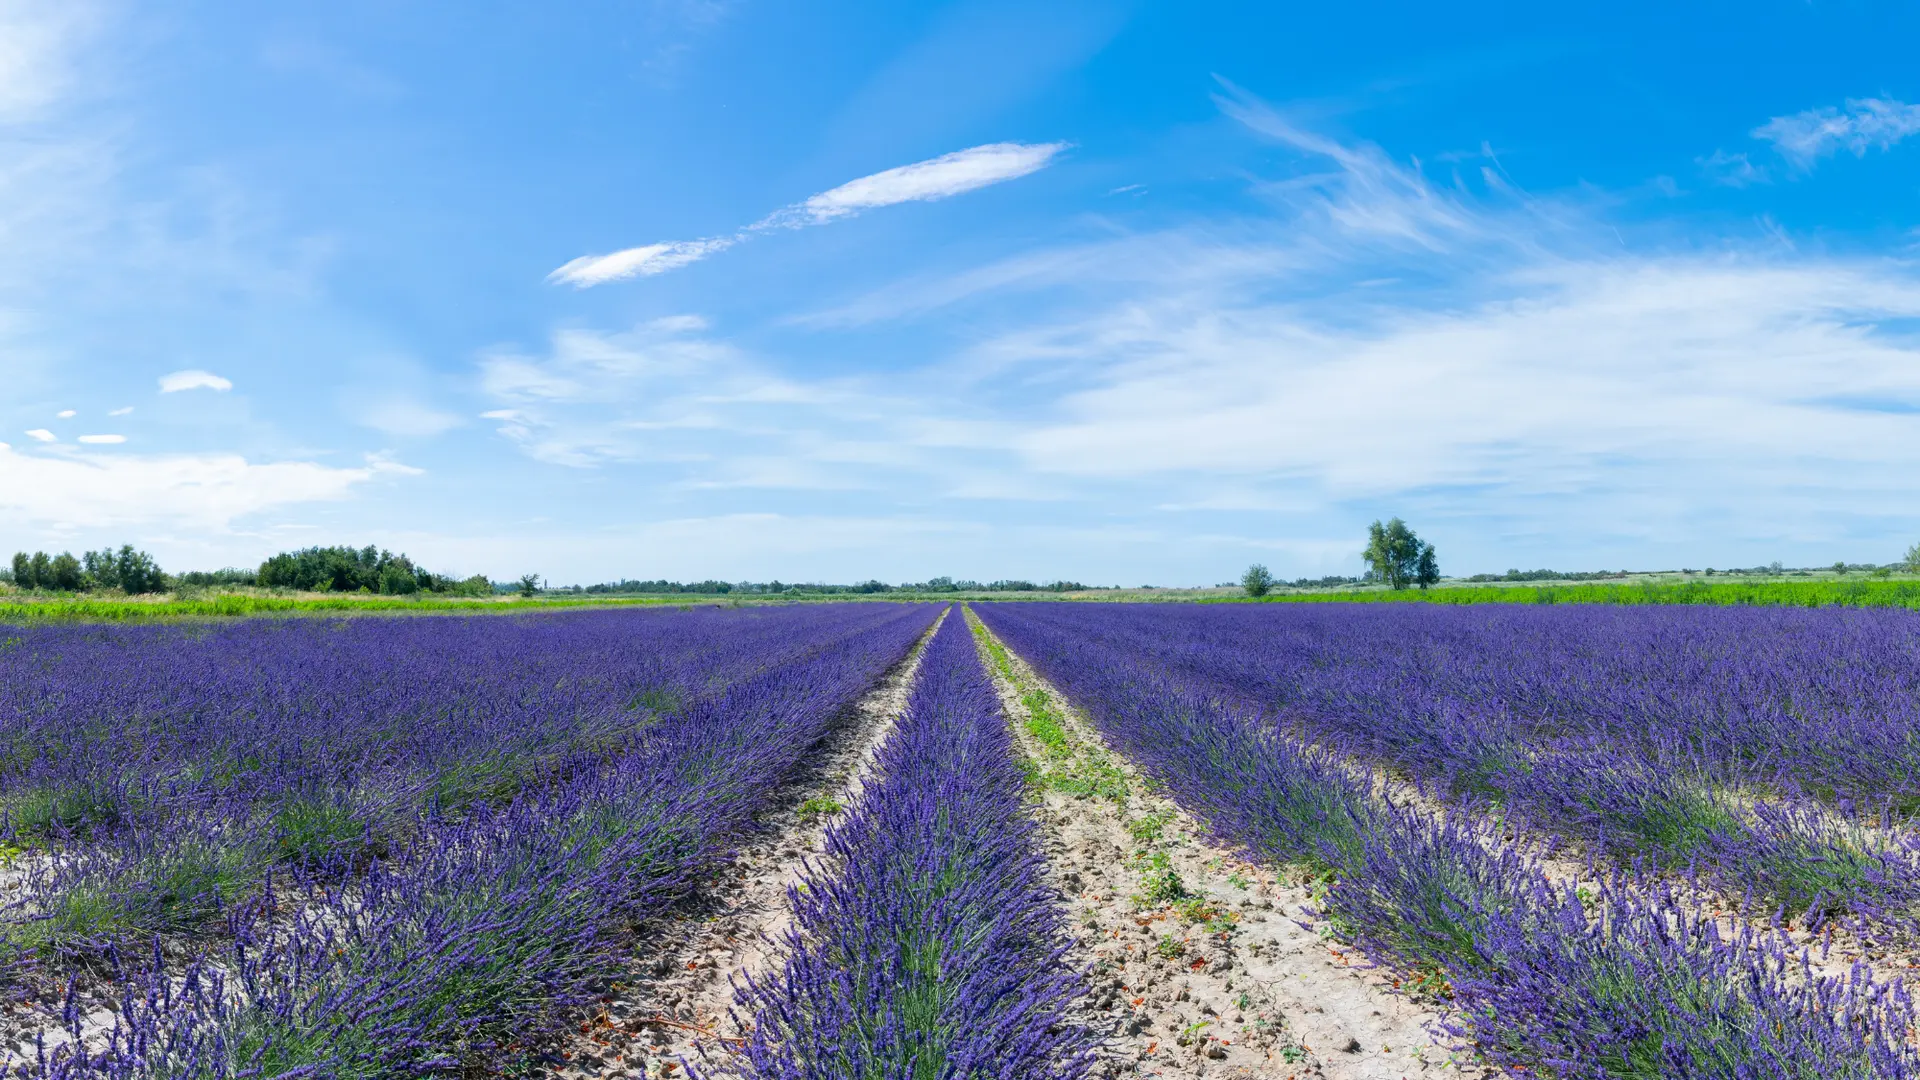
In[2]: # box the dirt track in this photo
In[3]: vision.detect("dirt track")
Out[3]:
[967,608,1489,1080]
[559,610,946,1080]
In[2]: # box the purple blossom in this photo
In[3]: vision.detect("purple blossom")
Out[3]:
[736,613,1097,1080]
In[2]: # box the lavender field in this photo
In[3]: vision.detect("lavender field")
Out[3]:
[976,601,1920,1078]
[0,605,941,1077]
[6,600,1920,1078]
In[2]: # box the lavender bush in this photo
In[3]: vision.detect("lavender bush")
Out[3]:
[977,602,1920,933]
[5,603,941,1077]
[976,602,1920,1079]
[736,613,1096,1080]
[0,605,901,969]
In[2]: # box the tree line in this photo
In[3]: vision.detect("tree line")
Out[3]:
[6,544,491,597]
[255,546,491,595]
[9,546,168,594]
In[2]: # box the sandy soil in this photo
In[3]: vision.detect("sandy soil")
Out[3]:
[552,609,947,1080]
[968,609,1489,1080]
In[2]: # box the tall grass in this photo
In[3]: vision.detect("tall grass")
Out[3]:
[0,592,682,622]
[1217,578,1920,609]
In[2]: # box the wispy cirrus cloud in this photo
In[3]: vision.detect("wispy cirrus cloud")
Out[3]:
[546,141,1067,288]
[503,84,1920,575]
[0,0,96,123]
[755,142,1067,228]
[1697,148,1769,187]
[1753,97,1920,169]
[158,369,233,393]
[546,238,737,288]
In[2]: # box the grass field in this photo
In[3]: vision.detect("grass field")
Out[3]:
[1220,576,1920,608]
[7,569,1920,622]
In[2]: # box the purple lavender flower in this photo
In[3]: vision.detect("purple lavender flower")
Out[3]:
[736,613,1097,1080]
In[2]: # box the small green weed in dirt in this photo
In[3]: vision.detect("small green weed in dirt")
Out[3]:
[797,795,843,821]
[968,608,1129,804]
[1133,851,1189,906]
[1226,870,1252,889]
[1174,897,1237,933]
[1177,1020,1212,1046]
[1127,810,1174,845]
[1156,934,1184,959]
[1049,754,1129,804]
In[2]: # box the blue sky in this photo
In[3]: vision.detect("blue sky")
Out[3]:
[5,1,1920,585]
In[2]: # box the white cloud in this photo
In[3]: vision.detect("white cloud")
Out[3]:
[76,433,123,444]
[24,428,53,442]
[1698,149,1769,187]
[648,313,709,332]
[358,399,462,437]
[1216,83,1477,250]
[55,408,73,418]
[546,237,735,288]
[158,369,234,393]
[0,446,399,530]
[491,93,1920,574]
[0,1,95,123]
[761,142,1068,228]
[1753,97,1920,169]
[477,321,775,466]
[107,405,131,416]
[1005,260,1920,497]
[548,142,1064,287]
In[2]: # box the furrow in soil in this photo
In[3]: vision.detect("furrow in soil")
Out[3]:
[965,607,1488,1080]
[560,608,948,1080]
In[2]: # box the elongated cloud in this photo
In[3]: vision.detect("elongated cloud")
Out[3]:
[546,238,736,288]
[548,142,1066,288]
[77,433,124,444]
[158,369,233,393]
[1754,97,1920,169]
[762,142,1068,228]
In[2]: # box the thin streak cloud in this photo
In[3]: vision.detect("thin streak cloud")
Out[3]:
[158,369,233,393]
[756,142,1069,228]
[547,142,1067,288]
[546,238,737,288]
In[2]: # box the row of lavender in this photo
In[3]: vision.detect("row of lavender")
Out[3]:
[4,604,940,1077]
[975,602,1920,1078]
[1006,603,1920,936]
[0,607,879,969]
[736,613,1095,1079]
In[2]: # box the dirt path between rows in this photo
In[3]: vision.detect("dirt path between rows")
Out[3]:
[555,608,946,1080]
[967,609,1489,1080]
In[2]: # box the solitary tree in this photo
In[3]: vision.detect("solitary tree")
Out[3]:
[1905,543,1920,575]
[1241,563,1275,597]
[518,573,541,597]
[1363,518,1439,590]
